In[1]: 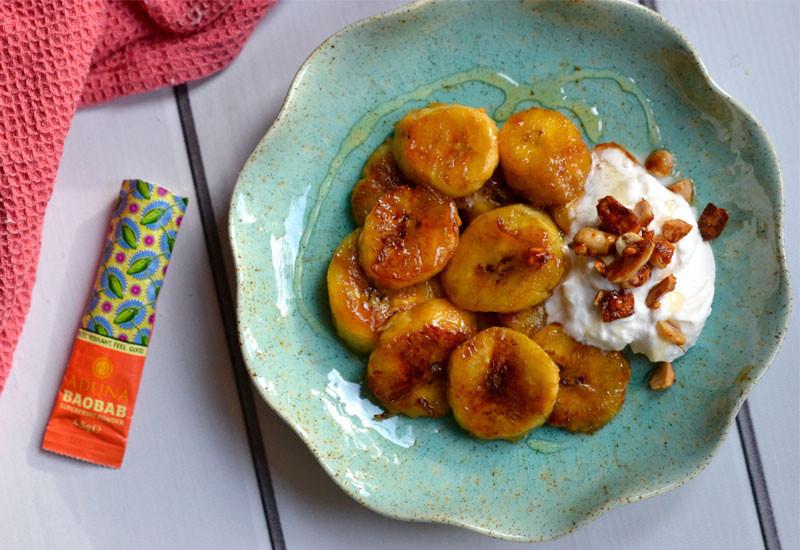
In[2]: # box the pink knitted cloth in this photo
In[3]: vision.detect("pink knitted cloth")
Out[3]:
[0,0,275,392]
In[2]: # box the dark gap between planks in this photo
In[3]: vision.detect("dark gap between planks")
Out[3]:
[174,83,287,550]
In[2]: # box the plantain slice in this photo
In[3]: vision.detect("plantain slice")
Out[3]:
[393,103,499,197]
[359,185,460,290]
[455,168,520,225]
[327,230,442,353]
[498,107,591,207]
[367,299,477,417]
[441,204,565,312]
[533,324,631,433]
[448,327,560,440]
[351,139,408,226]
[497,303,547,339]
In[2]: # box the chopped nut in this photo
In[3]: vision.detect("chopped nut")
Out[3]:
[649,362,675,391]
[525,247,551,268]
[649,237,675,269]
[605,238,655,283]
[668,178,694,203]
[641,229,655,241]
[656,320,687,346]
[698,203,729,240]
[548,204,573,234]
[596,196,640,235]
[646,274,677,308]
[645,149,674,177]
[622,265,651,288]
[662,219,693,243]
[634,199,654,227]
[595,289,635,322]
[615,231,642,256]
[571,227,617,256]
[593,259,607,276]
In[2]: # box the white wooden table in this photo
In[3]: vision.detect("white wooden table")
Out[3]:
[1,1,796,549]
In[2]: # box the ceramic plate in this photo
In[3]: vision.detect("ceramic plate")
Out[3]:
[229,0,789,541]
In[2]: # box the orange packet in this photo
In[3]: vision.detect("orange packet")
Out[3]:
[42,330,147,467]
[42,179,187,467]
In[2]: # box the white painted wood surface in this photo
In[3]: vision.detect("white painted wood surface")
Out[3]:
[187,1,794,548]
[0,90,270,549]
[658,3,799,548]
[0,1,795,549]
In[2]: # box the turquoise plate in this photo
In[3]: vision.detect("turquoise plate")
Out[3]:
[229,0,789,541]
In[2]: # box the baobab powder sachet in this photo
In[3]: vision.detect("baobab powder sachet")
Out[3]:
[42,179,187,468]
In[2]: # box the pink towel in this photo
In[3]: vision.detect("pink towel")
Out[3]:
[0,0,275,392]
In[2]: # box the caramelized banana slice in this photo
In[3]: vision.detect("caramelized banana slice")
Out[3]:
[455,169,520,225]
[497,304,547,339]
[448,327,559,440]
[393,104,499,197]
[359,185,460,290]
[367,299,477,417]
[498,108,591,206]
[351,139,408,225]
[327,231,442,353]
[441,205,565,312]
[533,324,631,433]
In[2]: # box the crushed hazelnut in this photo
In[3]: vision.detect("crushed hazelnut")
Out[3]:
[605,239,655,284]
[596,196,640,235]
[571,227,617,256]
[646,274,677,308]
[656,320,687,346]
[649,237,675,269]
[645,149,674,177]
[698,203,729,240]
[595,289,635,322]
[593,259,607,276]
[668,178,694,203]
[622,265,651,288]
[649,362,675,391]
[615,231,642,256]
[634,199,654,227]
[662,219,692,243]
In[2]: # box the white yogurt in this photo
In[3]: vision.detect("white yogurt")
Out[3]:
[545,146,715,362]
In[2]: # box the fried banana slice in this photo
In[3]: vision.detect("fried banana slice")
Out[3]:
[351,139,408,225]
[533,324,631,433]
[393,104,499,197]
[441,204,565,312]
[497,304,547,339]
[498,108,591,206]
[367,299,477,417]
[455,169,520,225]
[359,186,460,290]
[327,230,442,353]
[448,327,559,440]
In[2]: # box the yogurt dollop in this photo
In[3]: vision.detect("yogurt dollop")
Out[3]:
[545,146,715,362]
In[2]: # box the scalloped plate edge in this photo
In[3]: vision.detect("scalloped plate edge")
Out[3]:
[228,0,791,541]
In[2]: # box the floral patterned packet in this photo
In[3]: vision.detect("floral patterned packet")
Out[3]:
[42,179,187,468]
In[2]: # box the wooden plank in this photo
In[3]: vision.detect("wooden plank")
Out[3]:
[0,89,270,549]
[656,3,799,548]
[187,1,769,547]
